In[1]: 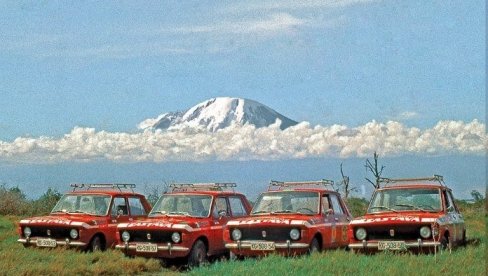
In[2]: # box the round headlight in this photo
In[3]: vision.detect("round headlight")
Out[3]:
[69,229,78,239]
[290,228,300,240]
[231,229,242,241]
[171,232,181,243]
[24,227,31,238]
[121,231,130,242]
[420,226,431,239]
[355,228,367,240]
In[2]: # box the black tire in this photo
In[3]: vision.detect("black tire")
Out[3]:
[309,237,320,254]
[440,236,451,252]
[89,235,102,252]
[188,240,207,268]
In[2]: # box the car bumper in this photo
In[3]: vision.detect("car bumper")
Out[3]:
[225,240,309,256]
[18,238,87,248]
[115,242,190,258]
[349,239,441,250]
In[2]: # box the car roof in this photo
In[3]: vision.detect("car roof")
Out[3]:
[165,190,245,196]
[66,190,145,196]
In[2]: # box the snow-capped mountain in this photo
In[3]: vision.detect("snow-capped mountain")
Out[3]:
[138,97,298,132]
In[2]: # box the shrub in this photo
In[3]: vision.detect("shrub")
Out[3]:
[0,184,30,216]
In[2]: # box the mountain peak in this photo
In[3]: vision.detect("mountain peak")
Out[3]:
[139,97,298,131]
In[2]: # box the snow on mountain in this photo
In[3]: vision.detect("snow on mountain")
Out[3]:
[138,97,298,131]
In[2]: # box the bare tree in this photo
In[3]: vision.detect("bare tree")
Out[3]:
[339,163,358,199]
[365,151,385,189]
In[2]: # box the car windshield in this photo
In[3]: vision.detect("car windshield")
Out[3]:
[51,194,111,216]
[368,188,442,213]
[149,194,212,218]
[251,191,319,215]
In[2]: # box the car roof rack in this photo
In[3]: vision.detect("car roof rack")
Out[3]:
[70,183,136,193]
[379,175,445,186]
[268,179,335,191]
[167,182,237,193]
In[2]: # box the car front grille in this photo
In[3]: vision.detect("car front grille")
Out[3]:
[29,227,71,239]
[235,227,294,241]
[359,225,426,241]
[123,230,173,243]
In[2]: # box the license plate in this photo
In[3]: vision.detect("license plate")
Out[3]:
[36,239,56,247]
[135,243,158,253]
[250,242,275,251]
[378,241,406,250]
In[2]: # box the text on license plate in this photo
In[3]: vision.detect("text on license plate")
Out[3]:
[250,242,275,251]
[135,243,158,253]
[378,241,406,250]
[36,239,56,247]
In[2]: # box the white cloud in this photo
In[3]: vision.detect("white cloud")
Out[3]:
[0,120,485,164]
[387,111,420,121]
[222,0,378,14]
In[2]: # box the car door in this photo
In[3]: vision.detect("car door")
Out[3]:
[444,190,463,243]
[321,194,336,249]
[211,196,230,253]
[329,193,350,247]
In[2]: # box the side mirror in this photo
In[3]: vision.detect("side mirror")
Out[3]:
[325,209,334,216]
[218,210,227,219]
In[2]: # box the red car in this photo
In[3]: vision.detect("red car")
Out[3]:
[348,175,466,252]
[223,180,352,257]
[115,183,252,267]
[17,184,151,251]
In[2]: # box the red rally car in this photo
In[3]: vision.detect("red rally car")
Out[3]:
[223,180,352,257]
[115,183,252,267]
[18,184,151,251]
[348,175,466,252]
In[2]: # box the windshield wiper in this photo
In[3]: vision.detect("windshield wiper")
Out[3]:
[69,210,93,215]
[51,209,68,214]
[272,210,294,214]
[395,204,427,212]
[369,206,398,213]
[149,211,168,216]
[168,211,189,216]
[251,210,270,215]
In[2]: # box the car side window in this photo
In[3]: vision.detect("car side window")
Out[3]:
[213,197,228,218]
[111,197,128,216]
[128,197,146,216]
[229,196,247,217]
[322,194,331,214]
[329,194,344,215]
[444,191,457,213]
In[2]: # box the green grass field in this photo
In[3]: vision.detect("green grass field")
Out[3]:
[0,202,485,275]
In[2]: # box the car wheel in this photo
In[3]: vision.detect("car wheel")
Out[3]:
[90,236,102,252]
[308,237,320,254]
[188,240,207,268]
[440,236,451,252]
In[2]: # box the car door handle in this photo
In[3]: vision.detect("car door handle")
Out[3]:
[334,217,339,222]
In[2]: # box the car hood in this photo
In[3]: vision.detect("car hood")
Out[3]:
[350,212,443,226]
[19,214,104,228]
[117,216,205,230]
[226,214,318,228]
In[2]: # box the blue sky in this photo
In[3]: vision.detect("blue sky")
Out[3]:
[0,1,485,199]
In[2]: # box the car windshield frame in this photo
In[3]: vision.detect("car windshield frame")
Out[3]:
[367,187,442,214]
[149,194,213,218]
[251,191,320,215]
[51,194,112,216]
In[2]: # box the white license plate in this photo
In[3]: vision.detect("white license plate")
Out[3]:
[36,239,57,247]
[378,241,406,250]
[250,242,275,251]
[135,243,158,253]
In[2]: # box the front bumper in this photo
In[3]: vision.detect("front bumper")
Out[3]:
[18,237,87,248]
[225,240,309,251]
[349,239,441,250]
[115,242,189,257]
